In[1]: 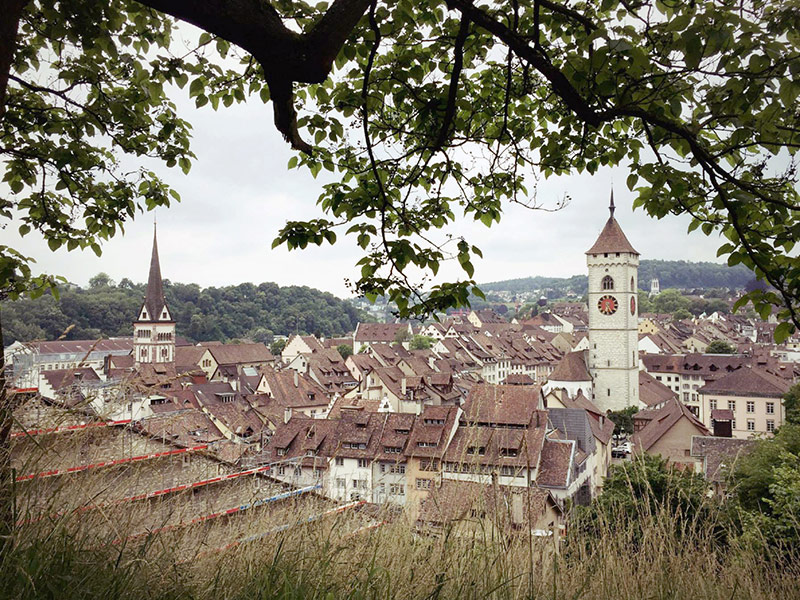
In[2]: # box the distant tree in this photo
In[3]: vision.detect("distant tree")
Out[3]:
[783,384,800,427]
[673,308,693,321]
[336,344,353,360]
[270,338,287,356]
[247,327,274,345]
[705,299,731,314]
[637,291,654,314]
[745,278,771,293]
[117,278,136,290]
[705,340,736,354]
[88,272,114,289]
[494,304,508,315]
[409,335,434,350]
[393,327,411,345]
[689,297,708,316]
[607,406,639,436]
[653,289,691,314]
[516,303,538,320]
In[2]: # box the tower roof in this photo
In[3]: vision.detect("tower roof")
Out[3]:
[585,192,639,255]
[141,224,172,322]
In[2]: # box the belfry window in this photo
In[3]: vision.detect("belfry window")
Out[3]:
[602,275,614,290]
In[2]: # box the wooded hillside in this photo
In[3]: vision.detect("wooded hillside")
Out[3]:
[481,260,752,295]
[2,277,363,346]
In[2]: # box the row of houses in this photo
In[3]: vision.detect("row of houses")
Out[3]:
[259,382,616,532]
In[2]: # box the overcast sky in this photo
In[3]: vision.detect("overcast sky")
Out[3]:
[5,87,727,299]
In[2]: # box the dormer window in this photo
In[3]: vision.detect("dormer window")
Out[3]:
[141,311,147,319]
[162,311,168,319]
[499,448,518,457]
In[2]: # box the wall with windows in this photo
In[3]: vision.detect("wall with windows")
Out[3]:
[700,391,784,439]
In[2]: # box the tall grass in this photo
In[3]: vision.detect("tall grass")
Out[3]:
[3,407,798,599]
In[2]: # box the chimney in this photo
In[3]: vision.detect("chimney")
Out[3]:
[284,407,293,423]
[293,370,299,387]
[401,377,407,397]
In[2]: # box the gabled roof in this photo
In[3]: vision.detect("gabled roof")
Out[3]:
[443,423,547,470]
[207,343,273,366]
[548,350,591,382]
[632,398,709,452]
[638,370,677,407]
[40,368,101,390]
[536,438,574,488]
[690,436,757,483]
[463,384,543,427]
[417,480,559,527]
[354,322,410,342]
[697,366,790,398]
[33,338,133,356]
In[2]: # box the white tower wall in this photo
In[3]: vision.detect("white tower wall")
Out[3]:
[587,248,641,411]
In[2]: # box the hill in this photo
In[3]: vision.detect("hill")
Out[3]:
[2,277,363,346]
[481,260,753,296]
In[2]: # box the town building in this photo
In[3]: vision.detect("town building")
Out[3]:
[697,366,789,438]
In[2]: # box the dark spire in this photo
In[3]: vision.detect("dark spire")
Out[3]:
[142,223,170,321]
[609,189,615,219]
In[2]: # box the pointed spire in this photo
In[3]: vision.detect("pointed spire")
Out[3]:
[142,223,170,321]
[609,189,616,219]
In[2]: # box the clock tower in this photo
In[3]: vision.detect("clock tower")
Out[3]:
[586,193,640,411]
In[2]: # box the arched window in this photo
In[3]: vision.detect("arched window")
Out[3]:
[602,275,614,290]
[630,276,635,291]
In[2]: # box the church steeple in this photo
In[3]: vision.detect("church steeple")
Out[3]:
[134,223,175,365]
[142,224,168,322]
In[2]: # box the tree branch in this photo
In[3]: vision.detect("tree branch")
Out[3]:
[0,0,27,120]
[432,15,470,152]
[139,0,371,153]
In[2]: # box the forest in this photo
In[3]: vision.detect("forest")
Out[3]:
[481,260,754,295]
[1,275,364,346]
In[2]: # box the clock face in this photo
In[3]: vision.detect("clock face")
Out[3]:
[598,295,618,315]
[631,296,636,315]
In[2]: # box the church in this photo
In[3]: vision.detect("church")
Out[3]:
[133,225,176,366]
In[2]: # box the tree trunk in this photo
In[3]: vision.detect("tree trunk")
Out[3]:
[0,0,27,119]
[0,306,14,545]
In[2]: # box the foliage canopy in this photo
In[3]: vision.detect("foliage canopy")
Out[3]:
[1,0,799,333]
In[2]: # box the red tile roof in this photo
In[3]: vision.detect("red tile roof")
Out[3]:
[548,351,591,382]
[698,366,791,398]
[586,216,639,255]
